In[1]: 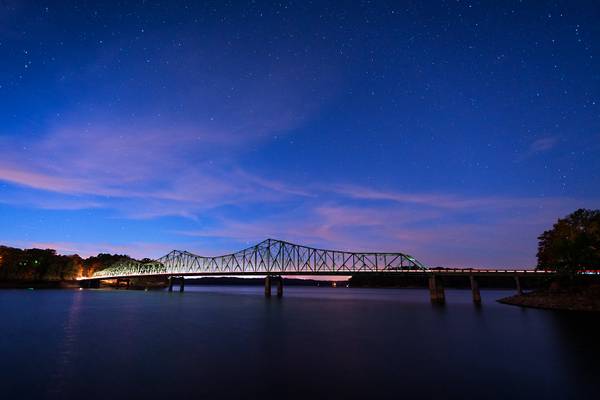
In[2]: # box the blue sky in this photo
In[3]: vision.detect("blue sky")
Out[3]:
[0,1,598,266]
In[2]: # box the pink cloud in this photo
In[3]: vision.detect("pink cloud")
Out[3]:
[0,165,93,194]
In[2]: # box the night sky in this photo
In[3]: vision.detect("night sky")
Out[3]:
[1,1,598,266]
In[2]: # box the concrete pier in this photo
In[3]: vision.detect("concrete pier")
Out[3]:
[515,276,523,295]
[428,275,445,304]
[168,277,184,292]
[470,275,481,304]
[264,275,272,297]
[276,276,284,297]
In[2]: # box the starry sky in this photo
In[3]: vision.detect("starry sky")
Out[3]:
[0,1,598,267]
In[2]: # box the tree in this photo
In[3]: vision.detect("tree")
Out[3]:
[82,253,132,276]
[537,209,600,275]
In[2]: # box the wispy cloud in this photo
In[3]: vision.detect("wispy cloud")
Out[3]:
[329,184,571,212]
[0,165,92,194]
[530,136,558,153]
[514,136,560,162]
[0,121,314,218]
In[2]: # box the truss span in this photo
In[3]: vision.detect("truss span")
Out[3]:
[91,238,428,279]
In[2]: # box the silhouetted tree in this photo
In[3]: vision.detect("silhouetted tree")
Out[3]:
[82,253,131,276]
[537,209,600,275]
[0,246,136,282]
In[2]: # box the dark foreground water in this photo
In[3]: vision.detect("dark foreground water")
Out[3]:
[1,287,599,400]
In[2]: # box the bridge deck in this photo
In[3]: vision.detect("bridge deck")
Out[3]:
[77,269,582,281]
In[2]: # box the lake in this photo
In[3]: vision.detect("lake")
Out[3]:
[0,286,598,399]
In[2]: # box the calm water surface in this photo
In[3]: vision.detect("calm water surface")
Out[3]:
[1,286,598,399]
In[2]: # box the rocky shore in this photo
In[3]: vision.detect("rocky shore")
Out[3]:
[499,285,600,312]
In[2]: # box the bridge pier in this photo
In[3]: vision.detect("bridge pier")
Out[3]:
[264,275,272,297]
[276,276,284,297]
[470,275,481,304]
[264,275,283,298]
[264,275,284,298]
[515,275,523,295]
[428,275,445,304]
[168,277,184,292]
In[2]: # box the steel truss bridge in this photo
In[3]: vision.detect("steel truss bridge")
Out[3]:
[81,238,599,303]
[89,238,427,279]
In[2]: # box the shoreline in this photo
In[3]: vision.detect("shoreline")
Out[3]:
[498,286,600,312]
[0,281,81,289]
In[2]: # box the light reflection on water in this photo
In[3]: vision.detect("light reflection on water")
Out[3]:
[47,290,83,396]
[0,286,598,399]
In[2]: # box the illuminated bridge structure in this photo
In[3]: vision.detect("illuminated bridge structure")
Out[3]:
[80,238,575,303]
[91,238,427,279]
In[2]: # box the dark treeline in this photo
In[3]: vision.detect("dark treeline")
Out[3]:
[0,245,134,282]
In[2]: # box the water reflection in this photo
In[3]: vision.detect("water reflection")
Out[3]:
[0,287,598,399]
[47,290,83,396]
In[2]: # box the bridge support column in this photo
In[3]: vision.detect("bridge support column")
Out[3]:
[470,275,481,304]
[515,276,523,295]
[264,275,272,297]
[179,276,185,293]
[168,276,173,292]
[276,276,283,298]
[428,275,445,304]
